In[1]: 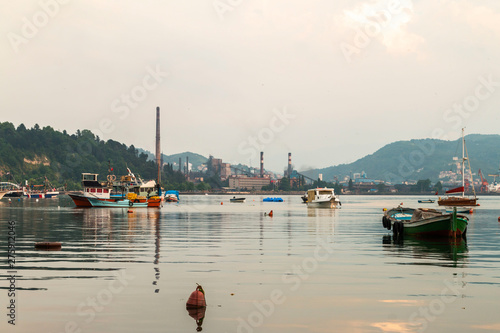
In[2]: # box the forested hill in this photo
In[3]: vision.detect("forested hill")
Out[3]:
[0,122,157,189]
[301,134,500,183]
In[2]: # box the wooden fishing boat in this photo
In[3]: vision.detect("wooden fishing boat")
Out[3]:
[230,197,245,203]
[383,206,468,238]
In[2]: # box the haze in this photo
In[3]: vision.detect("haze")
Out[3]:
[2,0,499,173]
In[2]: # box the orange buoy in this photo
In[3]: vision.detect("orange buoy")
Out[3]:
[186,284,206,309]
[35,242,62,251]
[498,217,500,222]
[221,202,223,205]
[127,210,133,213]
[268,210,273,217]
[469,209,474,214]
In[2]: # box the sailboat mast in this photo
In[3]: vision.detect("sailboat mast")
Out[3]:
[461,128,465,197]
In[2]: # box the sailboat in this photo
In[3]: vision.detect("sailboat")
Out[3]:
[438,128,478,207]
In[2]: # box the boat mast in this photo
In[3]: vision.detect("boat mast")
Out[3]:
[461,128,465,198]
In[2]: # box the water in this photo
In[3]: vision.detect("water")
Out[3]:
[1,195,499,333]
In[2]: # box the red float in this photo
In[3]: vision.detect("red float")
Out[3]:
[186,284,206,309]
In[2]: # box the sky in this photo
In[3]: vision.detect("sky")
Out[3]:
[2,0,500,173]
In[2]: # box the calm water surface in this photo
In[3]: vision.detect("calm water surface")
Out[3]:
[1,195,500,333]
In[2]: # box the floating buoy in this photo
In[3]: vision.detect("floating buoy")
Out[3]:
[127,210,133,213]
[469,209,473,214]
[186,284,206,309]
[36,199,39,202]
[382,208,387,212]
[221,202,223,205]
[268,210,273,217]
[35,242,62,251]
[498,217,500,222]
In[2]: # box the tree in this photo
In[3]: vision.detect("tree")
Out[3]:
[415,179,431,193]
[434,181,443,193]
[279,177,291,191]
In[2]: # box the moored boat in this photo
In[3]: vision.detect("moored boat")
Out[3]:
[87,197,148,208]
[438,128,478,208]
[383,206,468,238]
[165,190,179,202]
[230,197,245,203]
[305,188,341,208]
[418,199,435,203]
[68,171,163,208]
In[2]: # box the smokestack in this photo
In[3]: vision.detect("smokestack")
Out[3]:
[179,157,182,172]
[186,156,189,176]
[155,107,161,183]
[287,152,292,177]
[260,152,264,178]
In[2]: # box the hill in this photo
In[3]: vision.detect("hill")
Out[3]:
[0,122,160,189]
[137,149,208,170]
[301,134,500,184]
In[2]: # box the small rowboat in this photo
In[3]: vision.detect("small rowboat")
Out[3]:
[35,242,62,250]
[230,197,245,203]
[418,199,435,203]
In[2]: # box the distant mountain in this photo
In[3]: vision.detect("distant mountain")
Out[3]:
[301,134,500,184]
[137,149,208,170]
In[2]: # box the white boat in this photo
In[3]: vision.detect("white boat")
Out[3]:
[305,188,341,208]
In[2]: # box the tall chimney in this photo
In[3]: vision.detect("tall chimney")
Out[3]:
[155,107,161,183]
[186,156,189,176]
[287,152,292,177]
[179,157,182,172]
[260,152,264,178]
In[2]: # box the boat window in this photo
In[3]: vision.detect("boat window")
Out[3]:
[103,189,108,193]
[90,188,96,193]
[97,189,102,193]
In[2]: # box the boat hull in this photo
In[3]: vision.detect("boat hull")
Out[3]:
[68,193,93,207]
[386,207,468,238]
[400,215,468,238]
[437,197,477,207]
[307,200,339,208]
[88,197,148,208]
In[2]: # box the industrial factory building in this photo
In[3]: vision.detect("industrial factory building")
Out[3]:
[228,176,271,190]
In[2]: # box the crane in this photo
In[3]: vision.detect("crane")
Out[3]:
[478,169,489,193]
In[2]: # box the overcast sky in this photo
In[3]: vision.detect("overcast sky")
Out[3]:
[2,0,500,173]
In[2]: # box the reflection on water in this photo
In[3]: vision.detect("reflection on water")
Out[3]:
[186,307,206,332]
[382,235,469,267]
[0,195,499,333]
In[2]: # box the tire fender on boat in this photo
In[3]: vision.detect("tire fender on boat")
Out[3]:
[129,201,133,207]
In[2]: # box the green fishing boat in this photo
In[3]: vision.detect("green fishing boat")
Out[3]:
[383,207,468,238]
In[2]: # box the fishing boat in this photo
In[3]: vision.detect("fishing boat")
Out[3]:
[418,199,435,203]
[87,197,148,208]
[438,128,478,207]
[68,170,162,208]
[301,192,308,203]
[165,190,179,202]
[305,188,341,208]
[383,206,468,238]
[230,197,245,203]
[23,177,59,198]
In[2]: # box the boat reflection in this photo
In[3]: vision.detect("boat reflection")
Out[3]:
[186,306,206,331]
[382,235,468,267]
